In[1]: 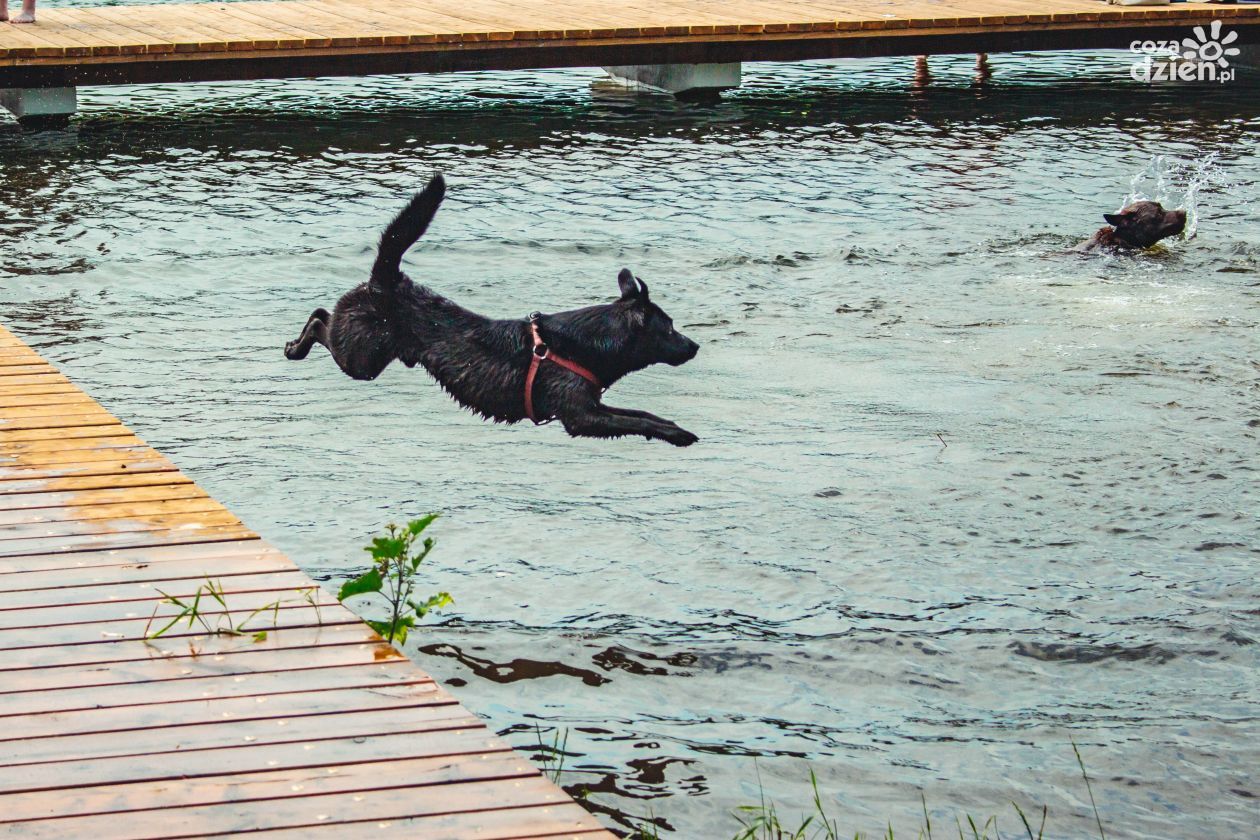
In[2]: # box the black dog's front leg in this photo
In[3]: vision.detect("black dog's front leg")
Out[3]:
[602,405,676,425]
[561,404,698,447]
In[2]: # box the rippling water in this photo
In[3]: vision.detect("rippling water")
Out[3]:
[2,47,1258,838]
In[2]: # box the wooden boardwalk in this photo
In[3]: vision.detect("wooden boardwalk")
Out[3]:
[0,0,1256,88]
[0,323,611,838]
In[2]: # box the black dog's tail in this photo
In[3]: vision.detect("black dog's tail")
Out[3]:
[371,172,446,287]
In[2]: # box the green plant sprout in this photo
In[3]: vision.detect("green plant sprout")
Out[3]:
[144,578,288,640]
[337,514,452,645]
[531,723,571,785]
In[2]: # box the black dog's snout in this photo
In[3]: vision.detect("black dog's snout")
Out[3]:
[667,336,700,366]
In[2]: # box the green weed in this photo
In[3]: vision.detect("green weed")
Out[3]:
[337,514,452,645]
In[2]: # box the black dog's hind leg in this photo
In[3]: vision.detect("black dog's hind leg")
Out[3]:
[562,404,698,447]
[284,308,330,360]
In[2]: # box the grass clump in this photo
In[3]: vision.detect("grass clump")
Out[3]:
[626,742,1104,840]
[144,577,318,641]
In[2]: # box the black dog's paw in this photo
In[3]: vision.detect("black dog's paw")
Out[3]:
[664,427,699,447]
[284,340,307,360]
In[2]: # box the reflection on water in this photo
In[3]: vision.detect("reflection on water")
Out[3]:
[1,51,1258,838]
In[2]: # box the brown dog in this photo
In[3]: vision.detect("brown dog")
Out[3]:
[1080,200,1187,252]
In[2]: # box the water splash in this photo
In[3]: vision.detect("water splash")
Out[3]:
[1125,153,1253,240]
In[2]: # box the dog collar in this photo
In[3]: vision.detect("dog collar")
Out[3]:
[524,313,602,424]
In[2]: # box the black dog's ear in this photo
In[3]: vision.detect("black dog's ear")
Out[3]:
[636,277,650,300]
[1103,212,1126,227]
[618,268,639,300]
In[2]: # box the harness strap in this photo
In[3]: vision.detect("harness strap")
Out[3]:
[525,316,602,424]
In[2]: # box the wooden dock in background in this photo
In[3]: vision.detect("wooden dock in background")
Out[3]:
[0,324,611,839]
[0,0,1256,88]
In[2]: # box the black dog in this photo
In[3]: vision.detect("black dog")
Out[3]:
[1080,200,1187,252]
[284,173,700,446]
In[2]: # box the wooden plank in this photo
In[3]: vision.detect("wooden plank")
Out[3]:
[0,568,314,611]
[0,538,268,575]
[0,509,242,544]
[0,524,259,560]
[0,374,72,388]
[0,621,373,672]
[0,354,45,366]
[0,382,80,397]
[0,660,419,717]
[0,553,291,598]
[0,607,351,653]
[0,679,451,741]
[1,703,480,767]
[246,807,611,839]
[0,392,100,409]
[0,423,129,444]
[0,440,150,464]
[0,469,191,496]
[0,401,121,419]
[0,443,152,466]
[0,726,504,797]
[0,641,409,695]
[0,364,59,378]
[0,496,231,526]
[0,775,582,839]
[0,456,182,482]
[0,412,124,433]
[0,482,210,512]
[0,583,329,632]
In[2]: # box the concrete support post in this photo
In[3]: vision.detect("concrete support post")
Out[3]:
[602,63,741,97]
[0,87,77,127]
[1236,43,1259,75]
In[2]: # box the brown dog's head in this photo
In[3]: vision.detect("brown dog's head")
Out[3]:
[1103,201,1187,248]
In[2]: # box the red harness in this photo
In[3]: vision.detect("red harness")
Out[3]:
[524,315,602,424]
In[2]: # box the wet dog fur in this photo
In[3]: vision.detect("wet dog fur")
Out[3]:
[1080,200,1187,252]
[284,173,701,446]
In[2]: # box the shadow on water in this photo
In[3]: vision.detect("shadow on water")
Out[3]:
[1,69,1256,164]
[418,641,612,686]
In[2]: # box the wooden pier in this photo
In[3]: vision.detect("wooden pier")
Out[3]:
[0,0,1256,89]
[0,324,611,838]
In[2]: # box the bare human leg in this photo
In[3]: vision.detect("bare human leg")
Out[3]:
[914,55,931,88]
[10,0,35,24]
[975,53,991,83]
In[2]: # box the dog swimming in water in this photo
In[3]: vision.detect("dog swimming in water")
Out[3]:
[284,173,701,446]
[1079,200,1187,253]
